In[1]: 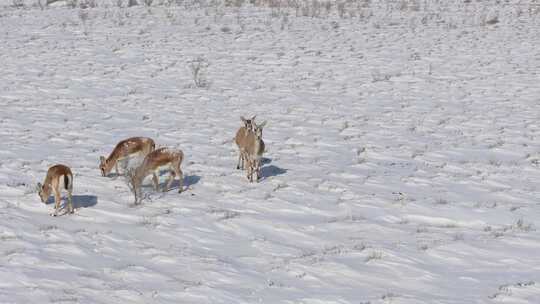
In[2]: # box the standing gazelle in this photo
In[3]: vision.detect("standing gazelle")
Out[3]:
[100,137,155,177]
[37,164,74,216]
[127,147,184,204]
[235,115,256,170]
[239,121,266,182]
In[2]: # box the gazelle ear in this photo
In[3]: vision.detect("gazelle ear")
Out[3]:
[36,183,42,192]
[258,120,267,128]
[250,115,257,121]
[240,116,247,122]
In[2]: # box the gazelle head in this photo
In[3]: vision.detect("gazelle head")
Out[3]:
[240,115,256,131]
[253,121,266,139]
[99,156,112,177]
[36,182,50,203]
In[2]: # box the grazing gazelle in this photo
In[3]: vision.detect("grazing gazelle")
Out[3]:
[127,147,184,204]
[234,115,256,170]
[241,121,266,182]
[37,164,74,216]
[100,137,155,177]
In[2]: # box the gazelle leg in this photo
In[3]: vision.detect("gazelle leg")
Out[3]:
[165,171,175,192]
[241,152,245,170]
[68,188,74,214]
[237,151,243,170]
[258,158,262,181]
[134,176,143,204]
[152,171,160,191]
[53,189,61,216]
[236,152,240,169]
[134,186,140,205]
[245,158,249,180]
[176,167,184,193]
[251,159,256,183]
[255,159,260,182]
[246,158,253,182]
[247,159,251,182]
[251,162,255,183]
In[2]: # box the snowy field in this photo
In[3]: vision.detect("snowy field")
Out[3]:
[1,0,540,303]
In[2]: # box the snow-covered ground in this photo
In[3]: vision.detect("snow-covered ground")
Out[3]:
[1,1,539,303]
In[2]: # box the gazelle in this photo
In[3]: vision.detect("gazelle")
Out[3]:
[37,164,74,216]
[240,121,266,182]
[235,115,256,170]
[127,147,184,204]
[100,137,155,177]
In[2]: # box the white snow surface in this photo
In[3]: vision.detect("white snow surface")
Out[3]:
[1,1,540,303]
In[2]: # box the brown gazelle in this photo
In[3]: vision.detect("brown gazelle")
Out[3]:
[100,137,155,177]
[241,121,266,182]
[128,147,184,204]
[37,164,74,216]
[235,115,256,170]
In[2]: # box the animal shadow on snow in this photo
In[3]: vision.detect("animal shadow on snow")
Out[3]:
[105,172,121,178]
[170,175,201,191]
[260,165,287,180]
[143,174,201,192]
[261,157,272,165]
[73,195,98,209]
[45,195,98,209]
